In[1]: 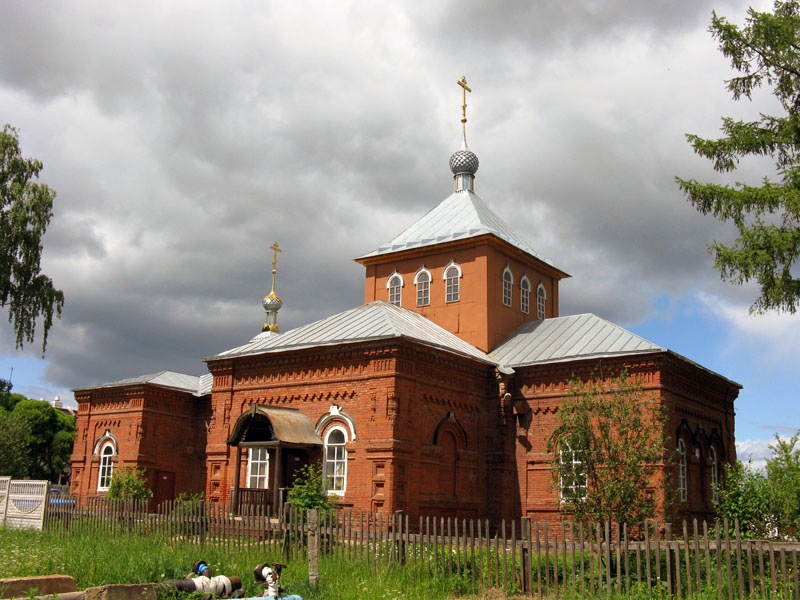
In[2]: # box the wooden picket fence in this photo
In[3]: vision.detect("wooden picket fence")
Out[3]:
[44,499,800,598]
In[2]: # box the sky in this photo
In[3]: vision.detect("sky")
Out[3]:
[1,0,797,470]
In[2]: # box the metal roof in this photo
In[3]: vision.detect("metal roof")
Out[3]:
[227,405,323,446]
[357,190,557,267]
[208,300,496,365]
[73,370,211,396]
[489,313,664,367]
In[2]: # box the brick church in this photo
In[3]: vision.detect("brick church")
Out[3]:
[69,84,739,524]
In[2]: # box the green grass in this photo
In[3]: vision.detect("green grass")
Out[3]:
[0,527,483,600]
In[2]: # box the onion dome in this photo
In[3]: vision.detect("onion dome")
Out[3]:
[450,134,479,192]
[449,137,480,176]
[262,292,283,313]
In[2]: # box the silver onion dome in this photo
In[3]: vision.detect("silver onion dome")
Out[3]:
[262,293,283,312]
[449,147,479,175]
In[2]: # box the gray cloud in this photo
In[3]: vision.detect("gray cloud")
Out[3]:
[0,0,777,396]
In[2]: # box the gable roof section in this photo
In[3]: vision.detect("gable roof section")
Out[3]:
[490,313,663,367]
[74,370,211,396]
[208,300,496,365]
[357,191,560,269]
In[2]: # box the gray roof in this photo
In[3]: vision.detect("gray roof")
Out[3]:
[209,300,496,364]
[357,190,557,267]
[490,313,663,367]
[74,370,211,396]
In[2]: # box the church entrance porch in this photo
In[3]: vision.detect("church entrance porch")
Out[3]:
[226,405,322,515]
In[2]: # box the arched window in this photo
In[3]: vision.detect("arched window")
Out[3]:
[520,276,531,314]
[537,283,547,320]
[414,268,431,307]
[502,267,513,307]
[324,426,347,495]
[98,442,115,491]
[709,446,719,504]
[559,440,587,502]
[444,261,462,303]
[387,273,403,307]
[437,430,457,497]
[247,448,270,489]
[678,439,688,501]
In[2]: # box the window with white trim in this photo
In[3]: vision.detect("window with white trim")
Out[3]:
[520,277,530,314]
[678,439,688,501]
[709,446,719,504]
[98,442,115,491]
[537,284,547,320]
[559,440,587,502]
[247,447,270,489]
[445,266,460,302]
[388,275,402,307]
[324,426,347,495]
[414,269,431,307]
[502,268,513,307]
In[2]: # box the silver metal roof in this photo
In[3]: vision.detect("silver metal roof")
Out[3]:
[489,313,663,367]
[357,191,556,266]
[208,300,496,365]
[73,370,211,396]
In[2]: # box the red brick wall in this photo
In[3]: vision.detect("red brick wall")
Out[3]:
[205,340,498,520]
[506,354,738,525]
[360,237,561,353]
[70,385,209,508]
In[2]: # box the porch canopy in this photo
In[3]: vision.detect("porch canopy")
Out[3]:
[227,405,322,512]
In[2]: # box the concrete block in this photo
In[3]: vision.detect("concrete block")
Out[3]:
[83,585,157,600]
[0,575,77,598]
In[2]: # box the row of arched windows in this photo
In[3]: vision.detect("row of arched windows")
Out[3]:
[386,263,548,319]
[387,262,463,308]
[502,267,547,319]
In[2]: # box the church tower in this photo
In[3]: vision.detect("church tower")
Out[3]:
[355,78,569,352]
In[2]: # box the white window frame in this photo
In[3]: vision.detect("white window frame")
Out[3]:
[559,440,587,502]
[520,276,531,314]
[709,446,719,504]
[98,442,115,492]
[324,425,348,496]
[386,272,403,307]
[502,267,513,307]
[443,261,462,303]
[414,267,431,307]
[537,283,547,320]
[247,447,270,489]
[678,439,688,502]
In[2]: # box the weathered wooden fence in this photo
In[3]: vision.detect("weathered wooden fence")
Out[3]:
[44,499,800,598]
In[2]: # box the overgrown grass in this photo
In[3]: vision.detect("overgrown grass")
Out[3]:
[0,527,482,600]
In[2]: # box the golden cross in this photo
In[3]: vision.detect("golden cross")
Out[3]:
[269,241,282,271]
[457,76,472,132]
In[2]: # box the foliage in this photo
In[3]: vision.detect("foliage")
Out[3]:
[714,460,772,538]
[286,463,337,512]
[716,431,800,539]
[9,397,75,481]
[0,124,64,351]
[676,2,800,313]
[548,369,667,525]
[0,377,27,412]
[106,466,153,500]
[0,409,32,477]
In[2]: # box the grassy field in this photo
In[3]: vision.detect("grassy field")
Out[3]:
[2,526,795,600]
[0,527,482,600]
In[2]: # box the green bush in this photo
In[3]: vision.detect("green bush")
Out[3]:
[286,463,337,512]
[106,466,153,500]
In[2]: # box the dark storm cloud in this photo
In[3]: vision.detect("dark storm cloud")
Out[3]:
[0,0,778,394]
